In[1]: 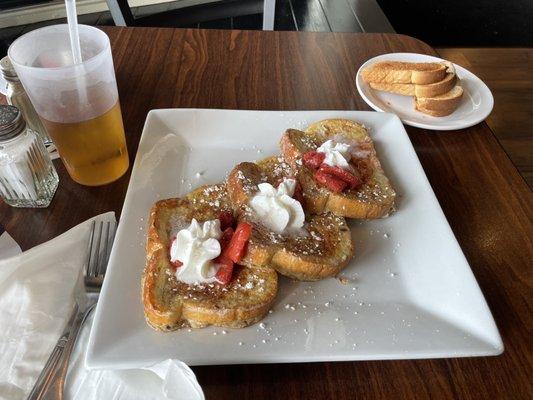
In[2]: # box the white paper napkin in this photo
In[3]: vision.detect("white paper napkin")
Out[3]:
[0,213,204,400]
[0,226,22,259]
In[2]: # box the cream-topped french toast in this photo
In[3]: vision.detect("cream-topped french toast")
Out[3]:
[143,184,278,330]
[227,156,353,281]
[280,119,396,219]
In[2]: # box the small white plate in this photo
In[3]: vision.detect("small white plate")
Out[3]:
[86,109,502,369]
[356,53,494,130]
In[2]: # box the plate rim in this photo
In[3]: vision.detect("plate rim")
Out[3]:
[355,52,494,131]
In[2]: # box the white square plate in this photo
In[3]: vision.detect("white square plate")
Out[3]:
[86,109,502,369]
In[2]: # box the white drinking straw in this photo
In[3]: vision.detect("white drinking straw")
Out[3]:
[65,0,82,64]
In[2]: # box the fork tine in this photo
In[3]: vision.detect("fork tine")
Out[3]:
[85,220,96,278]
[91,221,103,278]
[98,221,108,277]
[85,219,117,288]
[99,221,111,276]
[101,220,117,276]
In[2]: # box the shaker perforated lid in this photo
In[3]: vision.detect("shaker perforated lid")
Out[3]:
[0,105,26,141]
[0,56,19,81]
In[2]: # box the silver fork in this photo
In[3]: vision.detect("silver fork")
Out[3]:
[27,219,117,400]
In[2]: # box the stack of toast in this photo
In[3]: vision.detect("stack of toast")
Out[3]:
[361,61,463,117]
[143,118,396,331]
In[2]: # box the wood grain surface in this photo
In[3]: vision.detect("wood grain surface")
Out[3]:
[1,28,532,399]
[437,47,533,189]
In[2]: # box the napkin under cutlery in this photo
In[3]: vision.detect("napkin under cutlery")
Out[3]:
[0,225,21,260]
[0,213,204,400]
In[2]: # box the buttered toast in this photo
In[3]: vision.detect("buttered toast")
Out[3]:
[227,156,354,281]
[143,184,278,330]
[360,61,449,85]
[361,59,463,117]
[280,119,395,219]
[369,72,457,98]
[415,85,464,117]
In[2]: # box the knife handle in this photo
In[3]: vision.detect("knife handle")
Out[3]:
[27,302,95,400]
[27,303,79,400]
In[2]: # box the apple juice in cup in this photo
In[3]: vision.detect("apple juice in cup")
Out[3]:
[8,24,129,186]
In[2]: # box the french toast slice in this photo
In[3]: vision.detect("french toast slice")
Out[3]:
[280,119,395,219]
[361,61,448,85]
[227,156,354,281]
[143,183,278,330]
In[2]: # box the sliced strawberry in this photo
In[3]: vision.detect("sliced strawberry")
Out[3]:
[314,169,348,193]
[219,227,234,250]
[223,222,252,263]
[318,164,362,190]
[293,181,305,206]
[215,253,234,284]
[168,237,182,269]
[213,226,237,284]
[303,151,325,170]
[218,211,235,230]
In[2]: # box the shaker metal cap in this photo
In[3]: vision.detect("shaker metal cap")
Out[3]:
[0,105,26,141]
[0,56,18,81]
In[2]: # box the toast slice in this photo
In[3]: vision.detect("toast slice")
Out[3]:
[143,183,278,330]
[369,72,457,98]
[361,61,449,85]
[226,156,354,281]
[415,85,463,117]
[280,119,395,219]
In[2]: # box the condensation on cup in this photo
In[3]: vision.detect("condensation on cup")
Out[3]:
[8,24,129,186]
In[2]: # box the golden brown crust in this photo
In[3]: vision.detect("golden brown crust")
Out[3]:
[369,72,457,98]
[415,85,463,117]
[280,119,396,219]
[363,60,461,117]
[361,61,448,85]
[143,184,278,331]
[226,156,354,281]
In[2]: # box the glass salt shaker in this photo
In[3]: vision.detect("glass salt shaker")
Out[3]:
[0,105,58,208]
[0,56,52,145]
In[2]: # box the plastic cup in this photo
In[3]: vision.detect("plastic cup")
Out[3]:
[8,24,129,186]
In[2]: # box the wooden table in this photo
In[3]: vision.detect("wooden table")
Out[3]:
[1,27,531,399]
[437,47,533,189]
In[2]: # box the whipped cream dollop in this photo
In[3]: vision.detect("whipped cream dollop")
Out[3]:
[316,139,353,171]
[249,178,305,234]
[170,218,222,284]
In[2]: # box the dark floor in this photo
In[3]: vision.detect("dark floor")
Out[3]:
[377,0,533,47]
